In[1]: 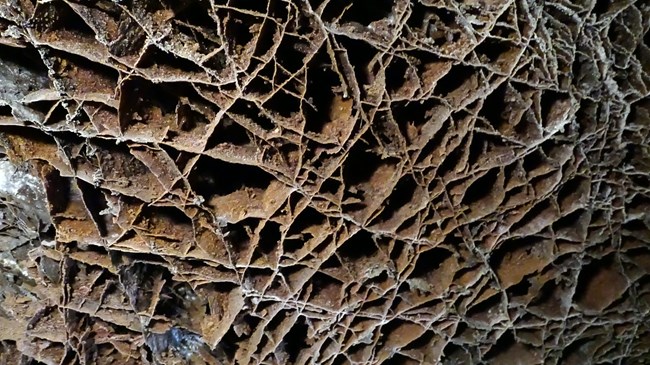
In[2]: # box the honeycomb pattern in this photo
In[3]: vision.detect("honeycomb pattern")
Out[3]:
[0,0,649,364]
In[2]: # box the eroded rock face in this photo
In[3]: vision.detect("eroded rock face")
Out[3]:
[0,0,649,364]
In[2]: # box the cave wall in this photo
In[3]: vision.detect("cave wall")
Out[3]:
[0,0,649,364]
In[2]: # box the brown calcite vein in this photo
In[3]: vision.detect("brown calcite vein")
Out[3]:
[0,0,649,364]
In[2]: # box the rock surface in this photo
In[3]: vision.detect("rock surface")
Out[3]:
[0,0,649,364]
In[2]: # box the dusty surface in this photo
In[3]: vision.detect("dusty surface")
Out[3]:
[0,0,649,364]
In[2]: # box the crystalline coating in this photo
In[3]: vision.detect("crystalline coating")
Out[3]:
[0,0,649,364]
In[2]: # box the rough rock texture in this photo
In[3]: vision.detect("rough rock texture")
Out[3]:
[0,0,649,364]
